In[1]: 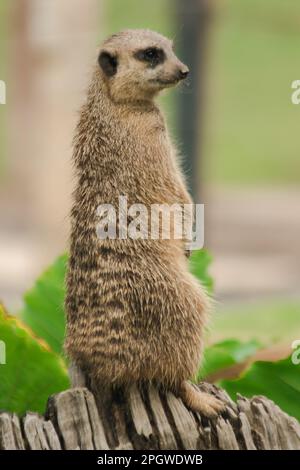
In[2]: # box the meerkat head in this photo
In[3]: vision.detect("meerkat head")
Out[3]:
[97,29,189,104]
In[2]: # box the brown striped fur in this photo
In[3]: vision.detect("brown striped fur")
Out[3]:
[65,30,224,416]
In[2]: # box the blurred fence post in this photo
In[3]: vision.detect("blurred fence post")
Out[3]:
[176,0,214,201]
[7,0,102,258]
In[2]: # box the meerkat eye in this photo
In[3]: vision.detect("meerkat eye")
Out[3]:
[144,48,158,60]
[134,47,165,67]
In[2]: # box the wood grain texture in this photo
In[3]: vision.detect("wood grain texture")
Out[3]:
[0,384,299,450]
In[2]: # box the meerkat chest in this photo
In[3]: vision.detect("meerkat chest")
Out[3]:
[127,111,171,164]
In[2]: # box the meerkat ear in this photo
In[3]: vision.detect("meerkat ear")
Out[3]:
[98,51,118,77]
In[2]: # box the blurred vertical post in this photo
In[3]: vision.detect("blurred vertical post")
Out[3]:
[176,0,213,201]
[8,0,101,261]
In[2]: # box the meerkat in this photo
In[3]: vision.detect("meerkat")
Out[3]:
[65,29,224,417]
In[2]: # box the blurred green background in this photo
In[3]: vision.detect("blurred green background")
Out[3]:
[1,0,300,182]
[105,0,300,184]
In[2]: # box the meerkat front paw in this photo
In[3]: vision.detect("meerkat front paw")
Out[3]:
[178,381,226,418]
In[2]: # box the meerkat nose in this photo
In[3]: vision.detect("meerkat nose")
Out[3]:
[178,67,189,80]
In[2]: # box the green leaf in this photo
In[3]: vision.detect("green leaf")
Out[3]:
[20,254,67,355]
[221,357,300,422]
[189,249,214,293]
[199,339,260,379]
[0,305,70,415]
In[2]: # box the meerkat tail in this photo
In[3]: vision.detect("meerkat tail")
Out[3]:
[177,381,225,417]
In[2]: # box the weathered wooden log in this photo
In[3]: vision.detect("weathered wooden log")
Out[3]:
[1,383,300,450]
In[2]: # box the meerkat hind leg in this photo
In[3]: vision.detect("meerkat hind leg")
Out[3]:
[178,381,225,417]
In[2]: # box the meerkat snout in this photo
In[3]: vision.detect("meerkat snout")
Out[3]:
[177,66,189,80]
[97,29,189,103]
